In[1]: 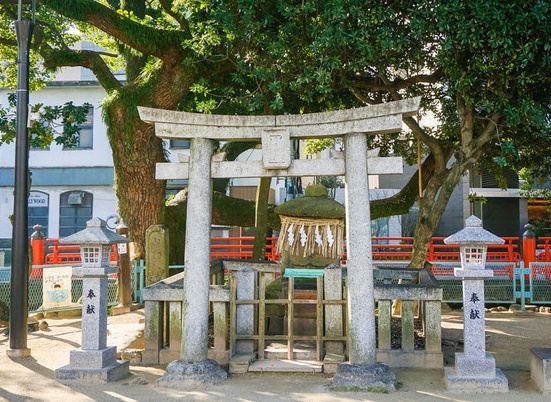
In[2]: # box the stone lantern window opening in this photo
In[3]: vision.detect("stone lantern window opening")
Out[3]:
[462,246,486,268]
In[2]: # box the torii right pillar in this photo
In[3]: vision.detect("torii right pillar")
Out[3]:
[330,132,396,392]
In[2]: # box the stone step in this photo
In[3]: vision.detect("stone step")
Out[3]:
[263,342,317,360]
[248,359,323,373]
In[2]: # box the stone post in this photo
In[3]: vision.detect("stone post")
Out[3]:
[324,267,344,356]
[330,133,396,392]
[157,137,227,387]
[145,224,169,286]
[115,222,132,312]
[236,268,256,354]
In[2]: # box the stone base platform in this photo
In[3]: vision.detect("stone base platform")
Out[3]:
[377,350,443,368]
[329,363,396,393]
[56,360,129,383]
[248,359,322,373]
[156,359,227,388]
[445,367,509,393]
[530,347,551,393]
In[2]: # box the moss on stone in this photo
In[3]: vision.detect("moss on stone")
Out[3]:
[275,196,345,219]
[304,184,328,197]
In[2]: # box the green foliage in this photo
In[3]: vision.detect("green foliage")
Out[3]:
[0,93,91,149]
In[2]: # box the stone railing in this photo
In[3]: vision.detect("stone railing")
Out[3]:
[374,268,443,368]
[142,270,230,365]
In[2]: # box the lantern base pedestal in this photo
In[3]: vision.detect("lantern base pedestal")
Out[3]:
[445,366,509,393]
[56,346,129,383]
[56,360,129,383]
[329,363,396,392]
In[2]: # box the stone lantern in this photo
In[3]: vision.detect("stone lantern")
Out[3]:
[443,215,509,392]
[56,217,130,382]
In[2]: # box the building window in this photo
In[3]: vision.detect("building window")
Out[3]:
[64,106,93,150]
[28,191,49,237]
[59,191,93,237]
[170,139,190,149]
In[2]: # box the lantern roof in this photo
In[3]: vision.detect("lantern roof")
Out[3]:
[60,218,129,245]
[444,215,504,246]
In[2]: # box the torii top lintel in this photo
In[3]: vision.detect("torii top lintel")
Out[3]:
[138,97,420,141]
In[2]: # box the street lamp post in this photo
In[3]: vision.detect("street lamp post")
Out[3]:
[8,0,35,358]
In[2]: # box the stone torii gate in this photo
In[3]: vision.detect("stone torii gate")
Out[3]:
[139,96,420,389]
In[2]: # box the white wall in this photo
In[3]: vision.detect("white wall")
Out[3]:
[0,85,113,168]
[0,185,117,239]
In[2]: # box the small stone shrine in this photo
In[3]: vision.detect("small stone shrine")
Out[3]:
[139,97,419,389]
[275,184,345,267]
[443,215,509,392]
[55,218,130,382]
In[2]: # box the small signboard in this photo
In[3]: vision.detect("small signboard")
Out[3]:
[117,242,127,255]
[42,266,72,310]
[28,191,49,208]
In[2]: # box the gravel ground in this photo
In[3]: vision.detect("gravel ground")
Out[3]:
[0,310,550,401]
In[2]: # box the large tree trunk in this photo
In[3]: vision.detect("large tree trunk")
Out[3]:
[253,177,272,259]
[108,110,166,258]
[409,164,466,267]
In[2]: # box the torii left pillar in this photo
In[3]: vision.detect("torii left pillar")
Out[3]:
[157,137,227,387]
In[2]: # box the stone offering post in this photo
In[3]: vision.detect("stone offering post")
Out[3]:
[55,218,130,382]
[114,221,132,313]
[444,215,509,392]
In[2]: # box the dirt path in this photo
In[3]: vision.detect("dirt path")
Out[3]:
[0,310,550,401]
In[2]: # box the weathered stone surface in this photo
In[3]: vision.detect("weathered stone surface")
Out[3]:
[81,277,108,350]
[530,347,551,393]
[323,353,345,374]
[330,363,396,392]
[248,359,322,373]
[344,133,377,366]
[157,157,403,180]
[236,269,255,354]
[156,359,227,388]
[445,367,508,393]
[324,267,344,355]
[139,97,420,140]
[181,138,214,363]
[56,360,129,383]
[145,225,169,286]
[261,128,291,169]
[69,347,116,369]
[445,254,509,393]
[56,264,129,382]
[377,350,443,368]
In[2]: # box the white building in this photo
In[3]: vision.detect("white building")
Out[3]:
[0,60,289,247]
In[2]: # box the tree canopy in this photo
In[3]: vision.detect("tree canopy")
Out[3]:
[1,1,550,263]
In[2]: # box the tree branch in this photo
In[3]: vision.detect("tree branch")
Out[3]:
[371,152,438,219]
[41,48,121,91]
[351,70,442,92]
[375,71,447,170]
[472,113,502,151]
[42,0,184,60]
[158,0,189,33]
